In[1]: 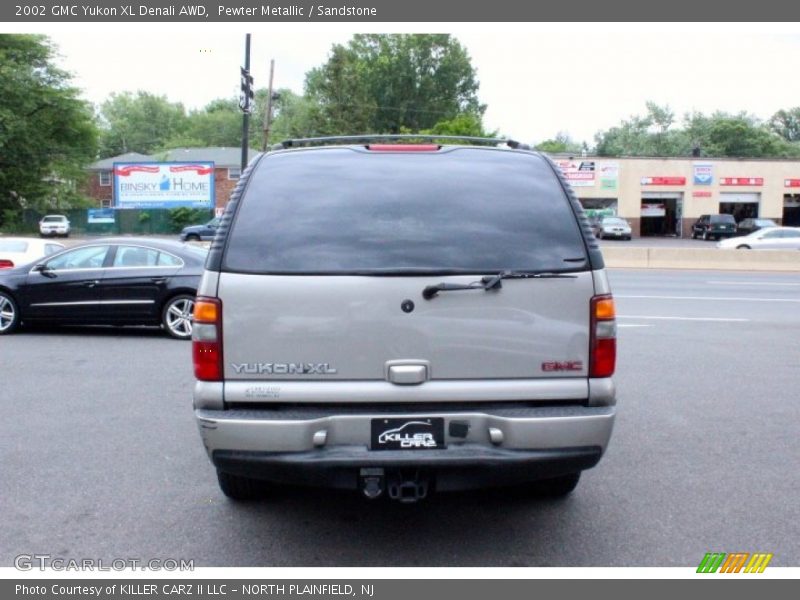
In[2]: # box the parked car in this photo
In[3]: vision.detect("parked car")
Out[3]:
[192,136,617,502]
[717,226,800,250]
[39,214,71,237]
[736,218,777,236]
[0,237,65,269]
[691,214,737,240]
[180,217,220,242]
[0,238,207,339]
[594,216,632,240]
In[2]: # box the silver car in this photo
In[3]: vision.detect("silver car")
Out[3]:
[192,136,617,502]
[717,226,800,250]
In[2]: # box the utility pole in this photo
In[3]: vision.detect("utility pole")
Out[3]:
[262,59,276,151]
[239,34,253,172]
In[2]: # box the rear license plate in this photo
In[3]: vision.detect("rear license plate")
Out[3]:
[371,418,445,450]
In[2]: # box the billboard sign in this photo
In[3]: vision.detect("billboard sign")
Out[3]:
[114,162,214,209]
[557,160,596,187]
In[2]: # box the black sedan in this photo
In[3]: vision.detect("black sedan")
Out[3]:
[0,238,207,339]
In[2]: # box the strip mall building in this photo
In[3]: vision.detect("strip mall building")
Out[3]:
[553,156,800,237]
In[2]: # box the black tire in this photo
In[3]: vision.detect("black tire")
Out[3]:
[217,470,267,501]
[161,294,195,340]
[525,472,581,497]
[691,230,697,239]
[0,291,21,335]
[185,234,200,242]
[702,230,709,241]
[736,245,751,250]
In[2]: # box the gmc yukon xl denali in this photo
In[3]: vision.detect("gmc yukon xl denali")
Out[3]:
[192,136,616,502]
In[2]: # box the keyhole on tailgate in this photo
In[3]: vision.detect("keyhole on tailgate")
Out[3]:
[401,299,415,313]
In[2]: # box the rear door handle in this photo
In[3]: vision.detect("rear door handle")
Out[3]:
[83,280,100,288]
[150,277,167,284]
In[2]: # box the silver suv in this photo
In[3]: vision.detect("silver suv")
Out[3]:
[192,136,616,502]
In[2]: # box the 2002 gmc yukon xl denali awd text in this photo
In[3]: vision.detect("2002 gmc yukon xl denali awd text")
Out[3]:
[192,136,616,502]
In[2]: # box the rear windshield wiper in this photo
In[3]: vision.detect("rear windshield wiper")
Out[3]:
[422,270,578,300]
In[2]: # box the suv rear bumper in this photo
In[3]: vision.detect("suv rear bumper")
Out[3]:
[195,405,615,490]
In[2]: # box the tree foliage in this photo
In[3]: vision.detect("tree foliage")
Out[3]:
[768,107,800,142]
[305,34,486,135]
[535,131,583,154]
[0,34,98,218]
[594,103,798,158]
[98,91,188,156]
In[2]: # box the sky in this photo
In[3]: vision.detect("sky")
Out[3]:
[11,23,800,145]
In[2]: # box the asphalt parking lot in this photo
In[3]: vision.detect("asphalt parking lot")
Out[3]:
[1,268,798,567]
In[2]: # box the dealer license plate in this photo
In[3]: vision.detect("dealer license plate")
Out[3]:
[370,418,445,450]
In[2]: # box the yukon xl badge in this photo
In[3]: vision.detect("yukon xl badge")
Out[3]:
[231,362,337,375]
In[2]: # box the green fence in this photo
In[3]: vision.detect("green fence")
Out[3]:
[15,208,215,236]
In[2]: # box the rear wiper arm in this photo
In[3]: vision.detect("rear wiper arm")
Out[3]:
[422,270,577,300]
[422,280,489,300]
[481,270,579,283]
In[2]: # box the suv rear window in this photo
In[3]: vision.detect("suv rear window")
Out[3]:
[223,148,588,274]
[710,214,736,223]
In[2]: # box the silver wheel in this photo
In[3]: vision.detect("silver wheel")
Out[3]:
[0,292,20,334]
[162,295,195,340]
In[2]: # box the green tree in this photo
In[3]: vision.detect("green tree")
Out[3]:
[535,131,583,154]
[768,107,800,142]
[421,113,496,138]
[268,89,321,143]
[305,34,486,135]
[0,34,97,220]
[166,98,242,149]
[684,111,795,158]
[594,103,796,158]
[595,103,690,157]
[98,91,188,156]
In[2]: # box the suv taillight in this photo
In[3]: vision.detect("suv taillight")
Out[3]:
[590,295,616,378]
[192,297,223,381]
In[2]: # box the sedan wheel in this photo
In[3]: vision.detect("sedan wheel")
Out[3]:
[162,294,195,340]
[736,245,751,250]
[0,292,20,335]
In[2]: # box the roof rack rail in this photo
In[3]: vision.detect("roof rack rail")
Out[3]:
[270,134,530,151]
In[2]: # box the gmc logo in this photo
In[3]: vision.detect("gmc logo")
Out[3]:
[542,361,584,372]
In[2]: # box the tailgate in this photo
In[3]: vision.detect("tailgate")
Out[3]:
[219,272,593,383]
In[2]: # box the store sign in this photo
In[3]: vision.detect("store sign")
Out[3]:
[692,191,713,198]
[641,203,666,217]
[557,160,596,187]
[598,162,619,190]
[641,177,686,186]
[719,177,763,186]
[785,179,800,187]
[87,208,115,224]
[693,162,714,185]
[114,162,215,209]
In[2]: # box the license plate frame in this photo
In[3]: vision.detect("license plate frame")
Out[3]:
[370,417,446,450]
